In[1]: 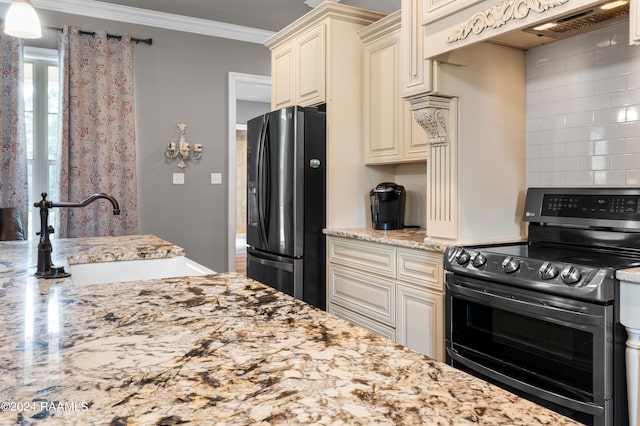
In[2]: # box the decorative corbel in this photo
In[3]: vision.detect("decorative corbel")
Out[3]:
[411,95,453,146]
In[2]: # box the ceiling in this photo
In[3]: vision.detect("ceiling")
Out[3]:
[92,0,400,102]
[25,0,400,102]
[98,0,400,32]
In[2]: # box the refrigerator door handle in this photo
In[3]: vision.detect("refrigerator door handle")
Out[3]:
[250,255,294,273]
[257,116,270,247]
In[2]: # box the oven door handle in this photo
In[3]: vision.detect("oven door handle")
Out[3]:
[448,281,604,326]
[447,347,605,416]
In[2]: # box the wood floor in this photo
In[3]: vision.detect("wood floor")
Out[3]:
[236,235,246,275]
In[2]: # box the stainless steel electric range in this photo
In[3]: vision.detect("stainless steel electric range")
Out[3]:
[444,187,638,426]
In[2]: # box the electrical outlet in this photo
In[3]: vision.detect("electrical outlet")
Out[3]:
[211,173,222,184]
[173,173,185,185]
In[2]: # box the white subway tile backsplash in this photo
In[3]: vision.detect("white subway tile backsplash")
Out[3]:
[611,121,640,139]
[593,75,627,96]
[610,153,640,170]
[526,22,640,187]
[566,81,596,98]
[565,171,594,185]
[610,87,640,108]
[626,137,640,153]
[566,52,595,71]
[594,170,626,185]
[526,144,541,159]
[595,139,627,155]
[594,44,627,65]
[553,156,579,171]
[527,129,554,145]
[627,170,640,185]
[565,111,594,128]
[594,107,626,124]
[629,72,640,90]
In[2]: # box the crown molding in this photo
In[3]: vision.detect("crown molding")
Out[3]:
[0,0,275,44]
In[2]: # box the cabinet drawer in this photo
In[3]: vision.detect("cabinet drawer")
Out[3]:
[328,238,395,277]
[328,303,395,341]
[328,265,395,327]
[397,249,443,291]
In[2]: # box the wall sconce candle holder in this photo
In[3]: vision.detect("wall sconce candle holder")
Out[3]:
[166,122,202,168]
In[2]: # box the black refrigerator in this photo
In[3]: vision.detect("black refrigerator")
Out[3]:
[246,105,326,310]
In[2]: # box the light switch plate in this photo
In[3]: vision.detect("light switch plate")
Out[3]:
[211,173,222,184]
[173,173,185,185]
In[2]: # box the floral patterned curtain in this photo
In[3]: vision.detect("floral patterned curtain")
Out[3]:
[0,34,28,225]
[57,26,138,237]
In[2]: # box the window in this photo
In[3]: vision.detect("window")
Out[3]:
[24,47,60,239]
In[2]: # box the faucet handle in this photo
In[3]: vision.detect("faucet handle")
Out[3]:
[36,225,54,237]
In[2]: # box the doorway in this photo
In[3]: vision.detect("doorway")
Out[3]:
[227,72,271,273]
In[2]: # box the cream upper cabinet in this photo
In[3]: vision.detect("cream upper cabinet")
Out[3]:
[270,23,325,109]
[266,3,387,228]
[271,43,296,109]
[327,236,445,361]
[422,0,481,25]
[401,0,434,98]
[360,11,427,165]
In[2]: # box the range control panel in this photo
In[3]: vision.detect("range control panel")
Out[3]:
[443,246,613,303]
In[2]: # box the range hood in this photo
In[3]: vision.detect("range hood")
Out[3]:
[425,0,632,57]
[490,0,630,49]
[523,1,628,37]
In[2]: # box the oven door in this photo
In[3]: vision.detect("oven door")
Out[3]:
[446,273,613,425]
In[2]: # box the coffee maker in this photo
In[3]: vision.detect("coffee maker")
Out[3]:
[370,182,406,230]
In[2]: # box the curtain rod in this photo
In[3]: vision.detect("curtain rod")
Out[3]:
[52,27,152,45]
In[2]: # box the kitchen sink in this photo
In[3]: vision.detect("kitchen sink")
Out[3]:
[69,256,216,285]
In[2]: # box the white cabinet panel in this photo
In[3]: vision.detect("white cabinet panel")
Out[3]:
[401,0,433,98]
[296,23,326,106]
[329,302,396,340]
[329,265,395,326]
[328,237,396,278]
[396,283,444,361]
[326,236,445,361]
[363,34,401,163]
[361,11,427,165]
[266,3,387,228]
[272,43,295,109]
[397,248,443,291]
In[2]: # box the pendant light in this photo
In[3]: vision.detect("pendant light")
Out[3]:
[4,0,42,39]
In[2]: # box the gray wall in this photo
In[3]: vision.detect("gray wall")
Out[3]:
[10,6,271,271]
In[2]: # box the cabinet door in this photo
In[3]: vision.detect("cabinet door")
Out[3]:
[296,23,326,106]
[401,0,433,98]
[363,33,402,164]
[329,302,396,340]
[402,100,428,161]
[272,42,295,109]
[396,283,444,361]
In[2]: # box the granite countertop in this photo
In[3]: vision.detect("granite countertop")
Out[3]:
[617,267,640,284]
[0,235,579,425]
[323,227,451,252]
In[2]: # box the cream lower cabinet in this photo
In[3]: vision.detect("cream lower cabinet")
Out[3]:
[327,236,445,361]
